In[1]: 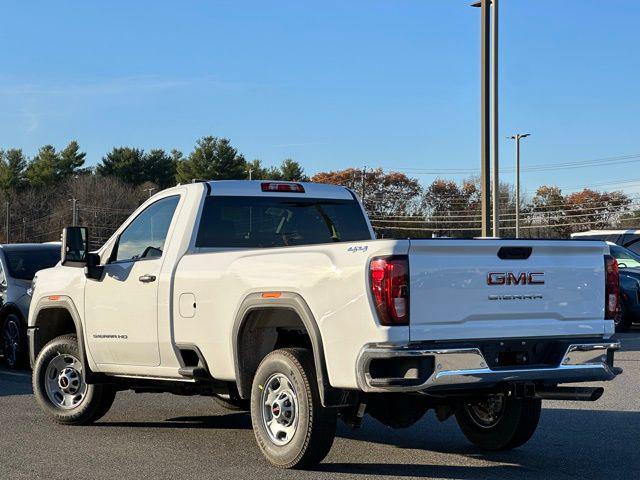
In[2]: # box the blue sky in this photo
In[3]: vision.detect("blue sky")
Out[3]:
[1,0,638,197]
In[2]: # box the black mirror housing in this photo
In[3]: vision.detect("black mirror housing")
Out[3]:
[86,252,104,280]
[61,226,89,267]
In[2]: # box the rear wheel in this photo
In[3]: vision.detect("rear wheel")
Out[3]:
[455,395,541,451]
[33,335,116,425]
[1,314,27,369]
[250,348,336,469]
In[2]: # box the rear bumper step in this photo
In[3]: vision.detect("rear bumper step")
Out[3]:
[356,340,620,393]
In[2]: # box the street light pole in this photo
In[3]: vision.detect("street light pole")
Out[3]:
[491,0,499,237]
[509,133,530,238]
[472,0,492,237]
[69,198,78,226]
[480,0,491,237]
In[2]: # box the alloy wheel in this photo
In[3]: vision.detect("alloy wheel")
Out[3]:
[2,318,21,367]
[464,395,506,429]
[44,353,87,409]
[261,373,299,445]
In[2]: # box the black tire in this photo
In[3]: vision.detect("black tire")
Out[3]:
[455,396,541,451]
[250,348,337,469]
[1,314,27,369]
[614,302,632,333]
[32,335,116,425]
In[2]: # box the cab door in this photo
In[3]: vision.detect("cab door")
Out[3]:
[85,195,180,366]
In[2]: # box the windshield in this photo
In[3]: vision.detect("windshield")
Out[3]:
[4,247,61,280]
[610,245,640,269]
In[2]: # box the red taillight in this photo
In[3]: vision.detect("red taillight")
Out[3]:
[369,256,409,326]
[605,255,619,320]
[261,182,305,193]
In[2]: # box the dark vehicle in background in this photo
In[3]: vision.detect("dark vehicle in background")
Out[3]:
[607,242,640,332]
[572,230,640,254]
[0,243,60,368]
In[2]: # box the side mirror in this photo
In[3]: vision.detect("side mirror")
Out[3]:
[61,226,89,267]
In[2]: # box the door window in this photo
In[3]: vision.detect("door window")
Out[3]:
[610,245,640,268]
[113,196,180,262]
[624,239,640,256]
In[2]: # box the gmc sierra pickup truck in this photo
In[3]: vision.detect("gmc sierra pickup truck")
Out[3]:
[28,180,621,468]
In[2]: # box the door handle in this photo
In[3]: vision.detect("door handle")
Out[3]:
[138,274,156,283]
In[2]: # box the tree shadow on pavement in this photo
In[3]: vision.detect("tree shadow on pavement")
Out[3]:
[0,369,32,397]
[316,463,526,478]
[95,412,252,430]
[325,407,640,478]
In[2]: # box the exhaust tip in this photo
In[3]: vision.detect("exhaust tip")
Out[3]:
[590,387,604,402]
[537,386,605,402]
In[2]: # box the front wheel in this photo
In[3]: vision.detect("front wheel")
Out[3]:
[250,348,337,469]
[32,335,116,425]
[1,314,27,369]
[455,395,541,451]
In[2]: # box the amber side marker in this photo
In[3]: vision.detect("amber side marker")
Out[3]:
[261,292,282,299]
[48,295,60,301]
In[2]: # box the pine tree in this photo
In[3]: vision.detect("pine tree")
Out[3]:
[97,147,146,185]
[175,136,246,183]
[0,149,27,192]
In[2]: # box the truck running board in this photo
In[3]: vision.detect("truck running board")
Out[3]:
[536,386,604,402]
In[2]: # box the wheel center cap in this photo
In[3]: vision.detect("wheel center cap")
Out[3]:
[58,368,80,394]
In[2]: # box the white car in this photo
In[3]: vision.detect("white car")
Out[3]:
[28,180,621,468]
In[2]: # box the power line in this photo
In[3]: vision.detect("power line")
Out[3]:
[386,153,640,176]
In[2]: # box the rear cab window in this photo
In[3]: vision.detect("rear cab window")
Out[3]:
[195,196,371,248]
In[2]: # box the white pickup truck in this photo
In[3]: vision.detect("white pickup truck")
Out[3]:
[28,180,621,468]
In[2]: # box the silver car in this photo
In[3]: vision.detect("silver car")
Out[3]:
[0,243,60,368]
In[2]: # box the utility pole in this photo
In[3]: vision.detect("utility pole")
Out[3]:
[361,166,367,205]
[508,133,530,238]
[70,198,78,226]
[143,187,155,198]
[491,0,499,237]
[472,0,492,237]
[247,168,253,181]
[5,202,9,243]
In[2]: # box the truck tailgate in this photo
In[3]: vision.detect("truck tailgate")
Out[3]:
[408,240,609,342]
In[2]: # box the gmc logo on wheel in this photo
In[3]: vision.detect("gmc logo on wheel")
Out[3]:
[487,272,545,286]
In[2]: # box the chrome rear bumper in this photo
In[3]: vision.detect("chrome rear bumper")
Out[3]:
[356,340,620,393]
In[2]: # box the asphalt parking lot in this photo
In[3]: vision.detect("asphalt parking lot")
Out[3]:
[1,331,638,480]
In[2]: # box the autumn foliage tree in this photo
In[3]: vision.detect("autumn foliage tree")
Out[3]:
[311,168,421,216]
[419,178,481,237]
[529,186,631,237]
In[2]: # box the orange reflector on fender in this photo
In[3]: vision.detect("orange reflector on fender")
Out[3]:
[261,292,282,299]
[48,295,60,301]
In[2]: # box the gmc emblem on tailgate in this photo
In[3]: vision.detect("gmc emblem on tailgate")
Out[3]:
[487,272,545,286]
